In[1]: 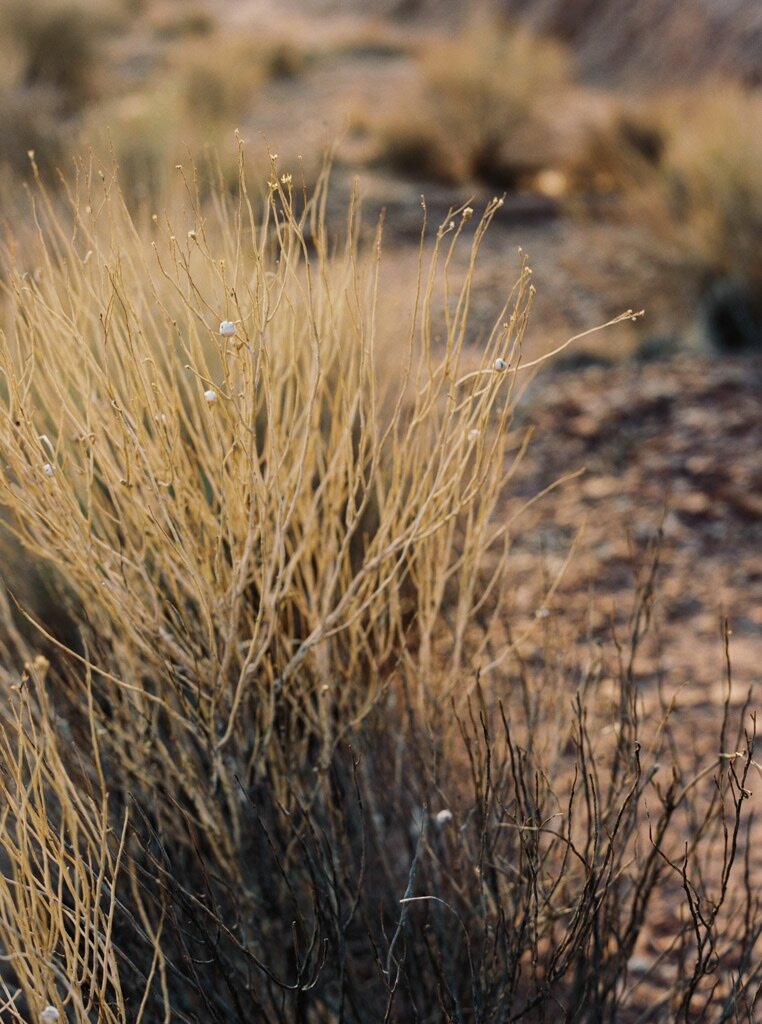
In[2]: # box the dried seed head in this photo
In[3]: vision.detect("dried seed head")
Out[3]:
[494,357,507,371]
[203,389,218,405]
[219,320,236,337]
[40,1008,60,1024]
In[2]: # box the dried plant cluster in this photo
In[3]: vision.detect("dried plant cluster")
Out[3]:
[590,87,762,275]
[0,154,759,1022]
[374,15,569,187]
[577,84,762,351]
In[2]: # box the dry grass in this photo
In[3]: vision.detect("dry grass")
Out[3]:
[0,1,312,202]
[78,25,309,205]
[0,147,527,1017]
[0,149,533,1010]
[654,88,762,288]
[0,1,119,112]
[0,148,528,748]
[373,14,570,186]
[0,656,131,1023]
[0,0,125,176]
[577,84,762,348]
[0,143,758,1021]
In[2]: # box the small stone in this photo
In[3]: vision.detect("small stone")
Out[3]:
[671,490,711,515]
[568,415,599,439]
[581,476,620,500]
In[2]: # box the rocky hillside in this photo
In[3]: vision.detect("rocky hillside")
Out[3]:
[498,0,762,86]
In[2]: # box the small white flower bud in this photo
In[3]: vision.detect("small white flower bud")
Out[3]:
[219,320,236,337]
[203,389,218,405]
[40,1008,60,1024]
[494,357,507,371]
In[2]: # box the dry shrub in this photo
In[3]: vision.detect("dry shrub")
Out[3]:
[578,85,762,349]
[166,30,308,118]
[655,89,762,288]
[0,555,759,1020]
[0,1,121,114]
[0,7,79,174]
[81,50,261,207]
[0,0,128,177]
[262,38,310,80]
[0,148,529,1017]
[0,0,303,195]
[173,40,266,126]
[375,14,570,186]
[0,146,529,810]
[0,151,758,1021]
[80,28,312,205]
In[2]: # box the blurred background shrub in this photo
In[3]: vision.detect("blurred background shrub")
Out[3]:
[374,13,570,186]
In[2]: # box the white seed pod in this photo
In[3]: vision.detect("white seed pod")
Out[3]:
[42,462,55,477]
[494,357,507,371]
[203,389,218,405]
[40,1008,60,1024]
[219,320,236,337]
